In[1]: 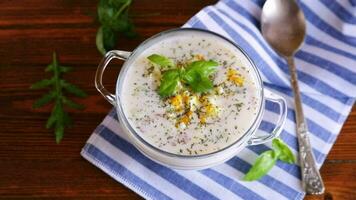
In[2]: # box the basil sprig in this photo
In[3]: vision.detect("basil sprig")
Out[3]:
[244,138,296,181]
[147,54,218,97]
[96,0,136,55]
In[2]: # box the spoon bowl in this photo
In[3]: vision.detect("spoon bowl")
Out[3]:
[261,0,306,56]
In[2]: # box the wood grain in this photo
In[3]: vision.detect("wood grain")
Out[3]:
[0,0,355,199]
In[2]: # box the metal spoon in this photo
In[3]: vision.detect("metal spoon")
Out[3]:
[261,0,325,195]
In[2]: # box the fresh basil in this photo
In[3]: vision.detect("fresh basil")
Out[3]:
[244,150,278,181]
[243,138,296,181]
[147,54,174,68]
[158,70,180,97]
[147,54,219,97]
[96,0,136,55]
[272,138,296,164]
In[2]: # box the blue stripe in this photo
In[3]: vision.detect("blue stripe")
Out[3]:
[264,83,346,122]
[305,35,356,60]
[97,125,220,200]
[201,169,266,200]
[300,1,356,45]
[215,5,349,120]
[186,16,209,30]
[205,10,289,88]
[84,144,172,200]
[265,101,336,143]
[320,0,356,24]
[226,156,303,198]
[296,51,356,84]
[250,0,265,7]
[350,0,356,7]
[214,2,353,101]
[221,0,260,27]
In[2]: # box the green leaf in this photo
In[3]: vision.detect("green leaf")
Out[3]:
[147,54,174,68]
[98,0,117,25]
[184,60,218,77]
[243,150,278,181]
[61,80,87,98]
[96,26,117,55]
[46,111,56,129]
[32,92,55,108]
[62,96,85,110]
[272,138,296,164]
[187,76,213,93]
[55,125,64,144]
[30,79,54,89]
[181,60,218,93]
[32,52,87,143]
[59,66,72,73]
[158,70,180,97]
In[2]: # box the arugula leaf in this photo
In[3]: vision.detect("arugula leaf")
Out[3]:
[158,70,180,97]
[32,92,55,108]
[148,54,174,68]
[30,79,54,89]
[31,52,87,143]
[272,138,296,164]
[244,150,278,181]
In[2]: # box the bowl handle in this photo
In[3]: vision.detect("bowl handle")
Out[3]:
[95,50,131,106]
[247,89,288,146]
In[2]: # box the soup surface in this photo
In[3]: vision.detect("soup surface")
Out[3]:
[121,31,262,155]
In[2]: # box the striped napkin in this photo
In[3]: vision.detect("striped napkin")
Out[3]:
[81,0,356,199]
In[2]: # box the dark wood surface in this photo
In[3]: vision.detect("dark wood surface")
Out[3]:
[0,0,355,199]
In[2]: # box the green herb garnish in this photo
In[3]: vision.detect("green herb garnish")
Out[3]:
[30,52,87,143]
[243,138,296,181]
[96,0,136,55]
[147,54,174,68]
[147,54,218,97]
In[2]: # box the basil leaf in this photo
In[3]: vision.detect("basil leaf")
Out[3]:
[243,150,278,181]
[98,0,117,25]
[148,54,174,68]
[185,60,218,77]
[187,76,213,93]
[96,26,117,55]
[159,70,180,97]
[272,138,296,164]
[182,60,218,93]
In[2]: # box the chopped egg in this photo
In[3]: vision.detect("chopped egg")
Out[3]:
[227,68,244,86]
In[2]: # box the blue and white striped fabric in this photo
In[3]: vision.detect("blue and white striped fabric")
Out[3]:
[81,0,356,199]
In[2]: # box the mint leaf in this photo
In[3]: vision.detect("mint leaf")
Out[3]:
[272,138,296,164]
[148,54,174,68]
[158,70,180,97]
[243,150,278,181]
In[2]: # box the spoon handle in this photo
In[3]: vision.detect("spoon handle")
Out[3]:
[286,56,325,195]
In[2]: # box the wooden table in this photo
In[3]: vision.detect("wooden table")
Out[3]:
[0,0,355,199]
